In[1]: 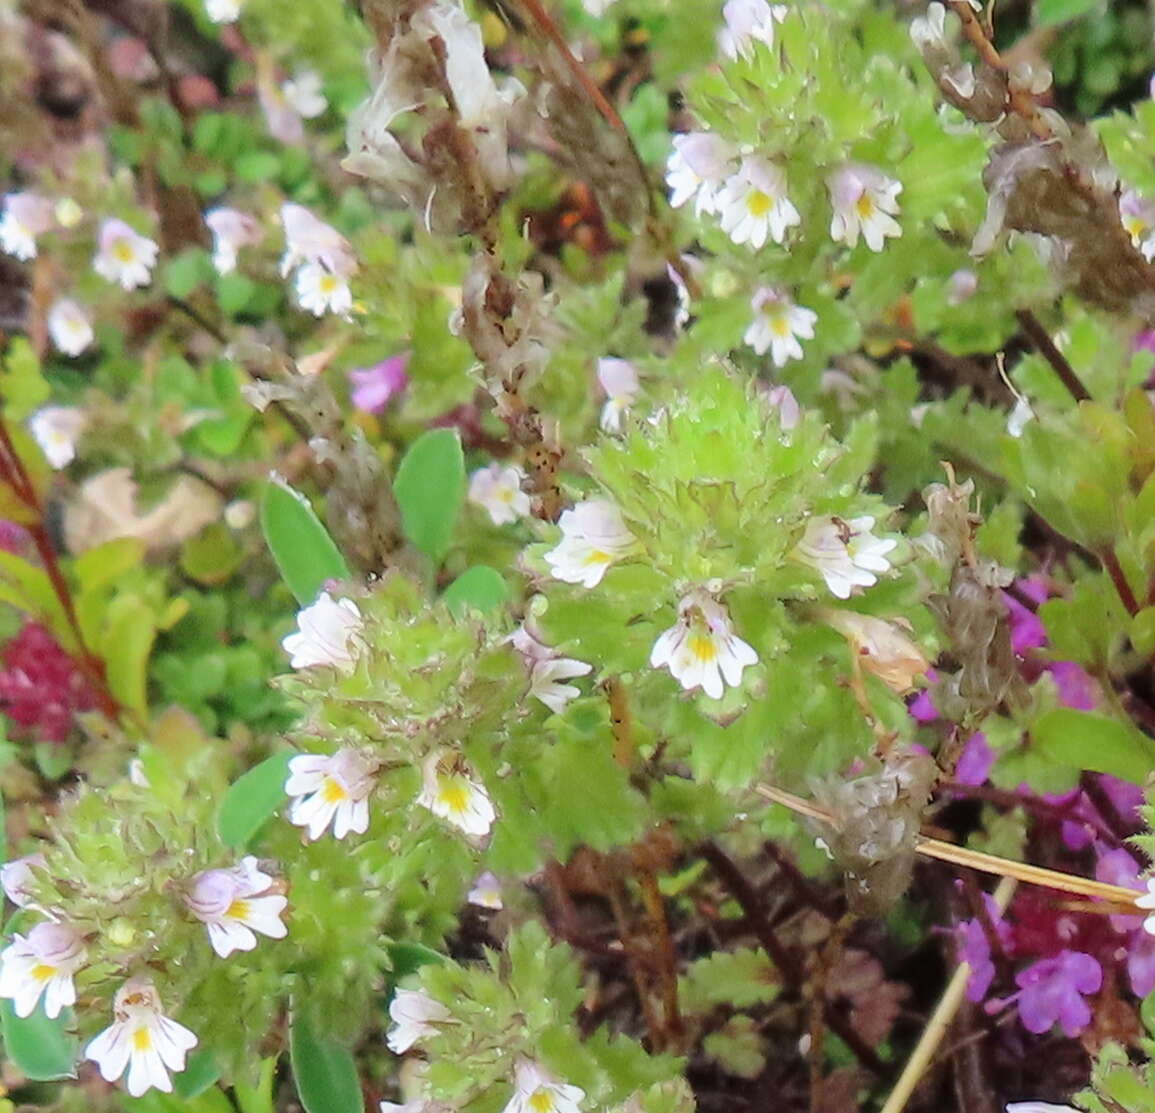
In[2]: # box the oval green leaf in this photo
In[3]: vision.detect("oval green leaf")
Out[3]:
[289,1004,363,1113]
[260,479,351,606]
[173,1049,222,1099]
[1031,707,1155,785]
[441,566,509,617]
[1,1000,77,1080]
[393,430,465,565]
[218,751,294,849]
[387,941,445,984]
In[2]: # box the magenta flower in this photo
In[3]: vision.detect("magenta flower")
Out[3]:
[1014,951,1101,1036]
[1004,578,1048,654]
[957,893,1011,1002]
[349,353,409,414]
[955,733,995,786]
[0,623,96,743]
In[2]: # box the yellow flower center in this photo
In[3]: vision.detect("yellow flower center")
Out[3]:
[112,239,137,263]
[132,1027,153,1052]
[855,193,875,219]
[529,1090,555,1113]
[437,779,470,815]
[318,273,338,293]
[1125,215,1148,240]
[746,190,772,217]
[583,549,610,566]
[321,778,349,804]
[31,963,56,982]
[770,314,791,338]
[686,631,718,663]
[227,898,251,921]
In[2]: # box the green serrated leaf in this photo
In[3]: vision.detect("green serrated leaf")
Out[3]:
[218,751,294,850]
[260,479,351,605]
[393,430,465,565]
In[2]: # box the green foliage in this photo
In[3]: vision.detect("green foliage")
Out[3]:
[394,429,467,566]
[0,1000,77,1081]
[290,1005,364,1113]
[261,479,353,606]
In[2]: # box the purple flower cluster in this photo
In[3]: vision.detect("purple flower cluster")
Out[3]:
[0,623,95,743]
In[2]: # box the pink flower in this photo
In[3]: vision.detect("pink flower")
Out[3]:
[956,893,1011,1002]
[349,354,409,413]
[1014,951,1101,1037]
[0,623,95,743]
[955,733,994,787]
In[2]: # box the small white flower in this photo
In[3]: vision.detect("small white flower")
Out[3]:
[1133,877,1155,936]
[282,71,327,119]
[387,988,450,1054]
[828,165,903,252]
[1005,1105,1079,1113]
[743,287,817,366]
[280,203,355,279]
[0,193,54,260]
[665,132,738,216]
[282,592,363,670]
[93,218,159,290]
[47,299,94,357]
[544,499,636,588]
[85,979,197,1097]
[910,2,948,52]
[285,748,379,841]
[467,871,503,910]
[717,157,800,249]
[417,751,496,837]
[597,358,640,433]
[29,406,87,469]
[205,208,262,275]
[0,855,44,908]
[765,384,801,429]
[650,588,758,700]
[205,0,240,21]
[503,1060,585,1113]
[185,858,288,958]
[582,0,617,13]
[295,262,353,317]
[0,922,86,1018]
[529,656,594,714]
[468,464,531,525]
[793,515,896,599]
[1120,190,1155,261]
[718,0,786,60]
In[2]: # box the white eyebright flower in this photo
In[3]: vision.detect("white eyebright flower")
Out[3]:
[285,748,379,841]
[717,157,800,249]
[417,751,496,837]
[0,193,55,260]
[93,219,159,290]
[665,132,738,216]
[718,0,786,60]
[185,857,288,958]
[1,855,45,908]
[828,165,902,252]
[205,0,241,21]
[544,499,636,588]
[282,71,327,119]
[205,208,262,275]
[85,979,198,1097]
[468,463,531,525]
[503,1059,585,1113]
[0,922,86,1018]
[1120,190,1155,261]
[467,871,503,910]
[47,300,94,357]
[793,515,896,599]
[295,261,353,317]
[744,287,817,366]
[282,592,363,671]
[280,203,355,279]
[387,988,451,1054]
[29,406,87,469]
[650,588,758,700]
[597,358,640,433]
[511,625,593,713]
